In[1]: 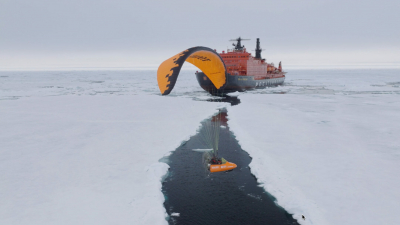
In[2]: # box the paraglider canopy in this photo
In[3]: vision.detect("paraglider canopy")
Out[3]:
[158,49,236,173]
[157,47,227,95]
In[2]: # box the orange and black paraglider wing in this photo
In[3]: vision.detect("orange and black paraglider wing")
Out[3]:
[157,50,189,95]
[157,47,226,95]
[184,50,226,90]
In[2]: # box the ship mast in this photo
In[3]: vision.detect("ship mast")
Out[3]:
[230,37,250,51]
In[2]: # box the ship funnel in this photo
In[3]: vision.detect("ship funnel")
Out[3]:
[255,38,262,59]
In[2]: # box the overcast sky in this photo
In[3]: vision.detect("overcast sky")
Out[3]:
[1,0,399,70]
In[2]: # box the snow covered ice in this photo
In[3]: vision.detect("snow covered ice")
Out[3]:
[228,69,400,225]
[1,69,400,225]
[0,70,225,225]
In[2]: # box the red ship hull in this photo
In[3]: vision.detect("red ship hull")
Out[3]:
[195,38,286,95]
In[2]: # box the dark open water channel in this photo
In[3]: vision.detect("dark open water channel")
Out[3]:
[161,97,299,225]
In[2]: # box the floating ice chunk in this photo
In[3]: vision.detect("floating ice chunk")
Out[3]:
[171,212,180,217]
[220,125,226,129]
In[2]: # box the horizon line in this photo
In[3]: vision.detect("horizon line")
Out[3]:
[1,63,400,72]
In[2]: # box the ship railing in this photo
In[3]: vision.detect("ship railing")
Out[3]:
[227,49,245,53]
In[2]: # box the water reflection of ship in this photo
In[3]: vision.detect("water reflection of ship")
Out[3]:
[196,37,286,94]
[211,110,228,126]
